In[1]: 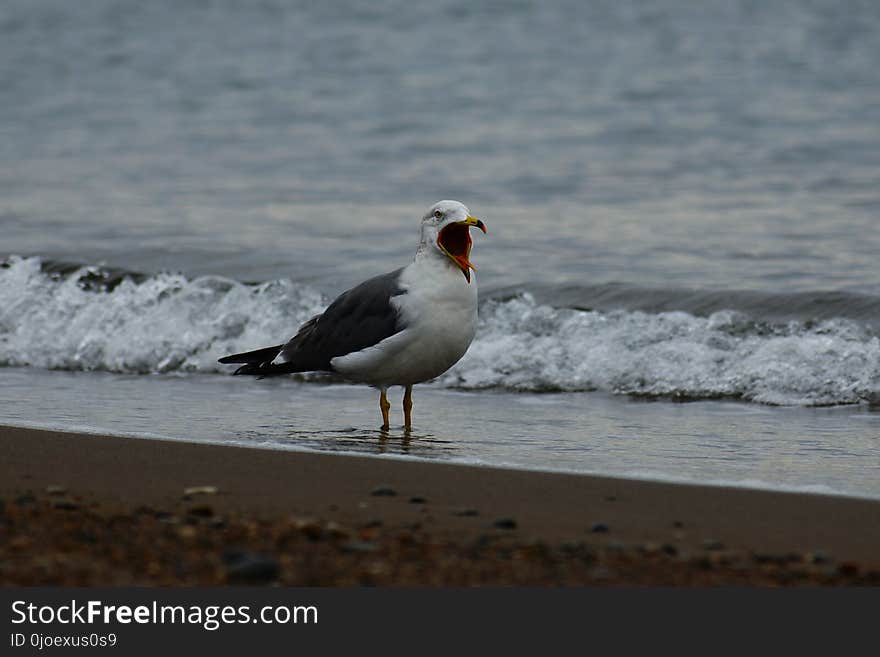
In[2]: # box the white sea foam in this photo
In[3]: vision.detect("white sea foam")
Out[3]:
[3,256,880,406]
[439,294,880,406]
[0,256,325,374]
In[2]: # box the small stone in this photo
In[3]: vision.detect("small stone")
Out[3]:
[808,550,831,564]
[493,517,517,530]
[837,562,860,577]
[454,508,479,517]
[183,486,218,498]
[46,485,67,495]
[14,494,36,507]
[295,519,324,541]
[694,557,714,570]
[409,496,427,504]
[341,541,380,553]
[371,486,397,497]
[590,522,609,533]
[187,505,214,518]
[51,499,79,511]
[324,521,350,539]
[177,525,197,540]
[224,551,280,584]
[156,512,179,525]
[359,528,379,541]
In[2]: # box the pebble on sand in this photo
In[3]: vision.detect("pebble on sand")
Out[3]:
[182,486,219,498]
[340,541,380,553]
[290,517,324,540]
[371,486,397,497]
[224,551,280,584]
[661,544,679,557]
[808,550,831,564]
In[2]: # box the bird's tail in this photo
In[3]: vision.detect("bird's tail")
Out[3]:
[218,344,285,376]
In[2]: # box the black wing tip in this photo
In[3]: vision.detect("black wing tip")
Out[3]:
[232,362,296,378]
[218,344,285,366]
[219,345,295,377]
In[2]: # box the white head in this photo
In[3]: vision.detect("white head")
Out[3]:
[419,200,486,283]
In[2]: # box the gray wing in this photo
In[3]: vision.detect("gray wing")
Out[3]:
[272,267,408,373]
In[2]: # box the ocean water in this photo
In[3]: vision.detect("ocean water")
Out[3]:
[2,0,879,498]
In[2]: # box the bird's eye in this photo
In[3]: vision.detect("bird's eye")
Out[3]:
[433,209,443,219]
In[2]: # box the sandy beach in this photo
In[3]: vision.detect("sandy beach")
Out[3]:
[2,425,878,586]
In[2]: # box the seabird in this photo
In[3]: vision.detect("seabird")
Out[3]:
[219,200,486,430]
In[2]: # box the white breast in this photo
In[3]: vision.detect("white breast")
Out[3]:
[330,257,478,386]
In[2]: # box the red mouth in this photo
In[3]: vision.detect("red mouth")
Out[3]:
[438,221,484,282]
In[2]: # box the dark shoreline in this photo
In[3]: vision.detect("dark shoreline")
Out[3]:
[2,425,879,586]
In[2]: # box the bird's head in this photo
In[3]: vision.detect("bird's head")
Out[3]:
[420,200,486,283]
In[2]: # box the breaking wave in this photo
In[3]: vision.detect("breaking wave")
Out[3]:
[3,255,879,406]
[441,295,880,406]
[0,256,326,374]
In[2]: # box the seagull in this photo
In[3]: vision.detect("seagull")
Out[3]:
[219,200,486,430]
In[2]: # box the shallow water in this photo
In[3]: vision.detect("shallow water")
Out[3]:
[2,0,880,498]
[3,368,879,500]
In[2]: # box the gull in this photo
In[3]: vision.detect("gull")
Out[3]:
[219,200,486,430]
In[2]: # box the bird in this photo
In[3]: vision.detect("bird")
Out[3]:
[218,200,486,430]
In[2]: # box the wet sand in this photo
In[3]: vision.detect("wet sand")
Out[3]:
[2,425,879,586]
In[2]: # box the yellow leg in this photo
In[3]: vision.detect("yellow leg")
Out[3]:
[379,389,390,430]
[403,385,413,430]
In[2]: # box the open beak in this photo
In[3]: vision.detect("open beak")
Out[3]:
[437,215,487,283]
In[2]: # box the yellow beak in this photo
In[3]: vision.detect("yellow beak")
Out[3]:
[464,215,487,233]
